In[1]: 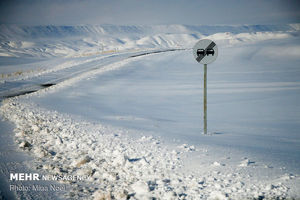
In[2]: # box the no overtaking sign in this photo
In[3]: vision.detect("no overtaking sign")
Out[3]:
[193,39,218,134]
[193,39,218,64]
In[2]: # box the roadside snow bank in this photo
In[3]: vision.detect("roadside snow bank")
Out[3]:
[1,99,181,199]
[1,97,298,199]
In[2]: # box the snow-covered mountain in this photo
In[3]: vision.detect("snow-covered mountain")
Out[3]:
[0,24,299,57]
[1,24,299,39]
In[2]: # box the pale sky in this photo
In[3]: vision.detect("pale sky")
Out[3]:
[0,0,299,25]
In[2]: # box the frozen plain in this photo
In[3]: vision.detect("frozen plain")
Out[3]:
[0,24,300,199]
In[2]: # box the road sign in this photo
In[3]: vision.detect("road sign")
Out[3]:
[193,39,218,134]
[193,39,218,64]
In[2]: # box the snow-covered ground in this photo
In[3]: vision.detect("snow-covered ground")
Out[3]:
[0,24,300,199]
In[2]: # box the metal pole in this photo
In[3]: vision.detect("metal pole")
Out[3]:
[203,64,207,134]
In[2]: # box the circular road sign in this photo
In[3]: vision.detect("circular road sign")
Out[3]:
[193,39,218,64]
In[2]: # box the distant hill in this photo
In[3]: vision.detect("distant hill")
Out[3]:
[1,24,298,39]
[0,24,299,57]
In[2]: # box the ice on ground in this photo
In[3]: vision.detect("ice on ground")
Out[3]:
[239,158,255,167]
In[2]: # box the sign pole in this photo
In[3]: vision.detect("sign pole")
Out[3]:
[192,39,217,135]
[203,64,207,134]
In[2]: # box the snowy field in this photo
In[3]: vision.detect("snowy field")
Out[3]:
[0,24,300,199]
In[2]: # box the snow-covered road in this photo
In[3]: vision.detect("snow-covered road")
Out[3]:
[0,49,179,100]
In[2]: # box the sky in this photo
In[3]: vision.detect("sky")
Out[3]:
[0,0,299,25]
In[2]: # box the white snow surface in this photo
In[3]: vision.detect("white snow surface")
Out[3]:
[0,24,300,199]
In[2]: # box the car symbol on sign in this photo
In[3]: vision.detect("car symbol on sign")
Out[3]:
[197,49,214,56]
